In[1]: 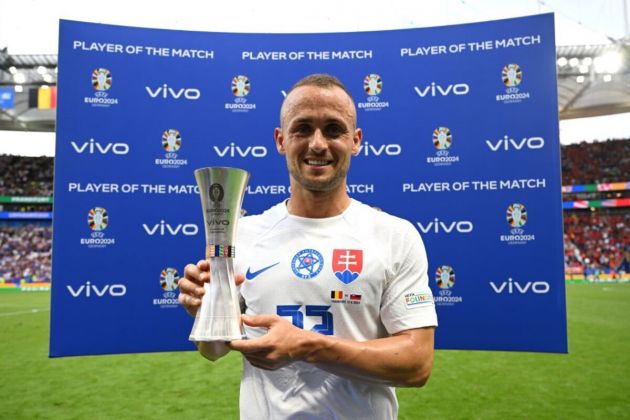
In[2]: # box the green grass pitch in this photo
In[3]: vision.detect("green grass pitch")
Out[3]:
[1,283,628,419]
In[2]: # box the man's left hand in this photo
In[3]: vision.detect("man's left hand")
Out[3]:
[229,314,314,370]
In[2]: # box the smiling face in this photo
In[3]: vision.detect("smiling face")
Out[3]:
[275,85,362,195]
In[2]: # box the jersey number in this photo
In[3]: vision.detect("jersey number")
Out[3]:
[276,305,334,335]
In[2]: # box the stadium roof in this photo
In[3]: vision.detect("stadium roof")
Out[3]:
[557,43,630,119]
[0,52,56,132]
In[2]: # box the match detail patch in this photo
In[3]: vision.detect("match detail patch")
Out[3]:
[404,292,434,308]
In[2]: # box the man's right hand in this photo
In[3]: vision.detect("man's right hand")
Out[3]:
[178,259,246,317]
[178,259,210,317]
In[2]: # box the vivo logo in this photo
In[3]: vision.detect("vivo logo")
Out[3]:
[145,84,201,100]
[207,219,229,226]
[486,136,545,151]
[490,278,550,294]
[66,282,127,297]
[71,139,129,155]
[416,219,474,234]
[414,82,470,97]
[142,221,199,236]
[356,141,401,156]
[213,143,268,158]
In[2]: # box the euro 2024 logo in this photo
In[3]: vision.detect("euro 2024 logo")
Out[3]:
[81,207,115,248]
[155,129,188,168]
[154,267,180,308]
[92,68,112,92]
[436,265,455,290]
[209,183,224,205]
[162,129,181,153]
[203,183,230,233]
[160,268,179,292]
[502,64,522,89]
[358,74,389,111]
[433,127,452,151]
[232,75,250,98]
[227,75,256,112]
[496,64,530,104]
[88,206,108,232]
[506,202,527,233]
[434,265,462,306]
[427,126,459,166]
[501,203,536,244]
[85,68,118,107]
[364,74,382,96]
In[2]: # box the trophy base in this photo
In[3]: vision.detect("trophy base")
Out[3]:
[188,315,246,342]
[189,335,246,342]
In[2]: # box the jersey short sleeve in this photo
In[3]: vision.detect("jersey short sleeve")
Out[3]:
[379,220,438,334]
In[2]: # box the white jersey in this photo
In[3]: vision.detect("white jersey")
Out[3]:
[234,199,438,419]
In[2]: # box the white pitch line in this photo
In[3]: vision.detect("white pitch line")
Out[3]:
[0,308,50,317]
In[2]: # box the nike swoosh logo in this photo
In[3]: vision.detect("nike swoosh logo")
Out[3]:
[245,262,280,280]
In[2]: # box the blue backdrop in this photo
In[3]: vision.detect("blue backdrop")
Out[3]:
[50,14,567,356]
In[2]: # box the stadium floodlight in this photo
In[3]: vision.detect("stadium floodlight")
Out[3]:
[14,85,23,93]
[557,57,568,67]
[569,57,580,67]
[579,65,589,74]
[54,67,58,73]
[576,75,585,83]
[582,57,593,66]
[37,66,47,75]
[43,74,53,83]
[8,66,17,74]
[13,72,26,84]
[594,51,622,74]
[603,74,613,82]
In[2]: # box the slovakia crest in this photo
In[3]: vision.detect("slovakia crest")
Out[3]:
[332,249,363,284]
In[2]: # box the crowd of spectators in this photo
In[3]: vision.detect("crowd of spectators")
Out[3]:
[561,138,629,277]
[0,223,52,284]
[564,209,630,275]
[561,138,630,185]
[0,154,54,196]
[0,155,54,284]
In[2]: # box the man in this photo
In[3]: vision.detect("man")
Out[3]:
[179,74,437,419]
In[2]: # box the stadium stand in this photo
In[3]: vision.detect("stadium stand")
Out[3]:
[0,154,53,287]
[0,222,52,285]
[561,138,630,281]
[564,209,629,274]
[561,138,630,185]
[0,154,53,196]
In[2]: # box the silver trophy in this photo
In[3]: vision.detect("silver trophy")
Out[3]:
[189,167,250,342]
